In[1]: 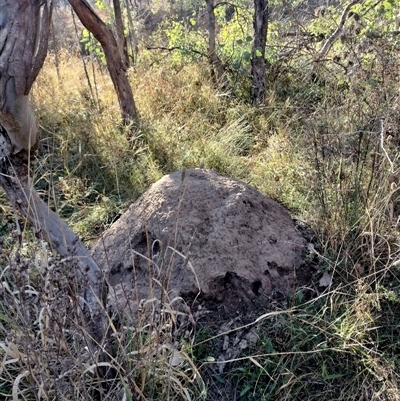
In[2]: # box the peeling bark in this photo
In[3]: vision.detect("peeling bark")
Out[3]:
[0,1,50,153]
[68,0,138,124]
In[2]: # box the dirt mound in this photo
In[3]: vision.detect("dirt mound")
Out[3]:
[92,169,310,321]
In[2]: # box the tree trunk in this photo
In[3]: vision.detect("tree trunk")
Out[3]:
[205,0,228,88]
[0,0,50,155]
[113,0,129,69]
[68,0,138,124]
[0,0,108,356]
[124,0,139,65]
[251,0,269,105]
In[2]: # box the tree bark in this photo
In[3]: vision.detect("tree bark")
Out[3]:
[0,0,50,154]
[124,0,139,65]
[0,0,108,354]
[205,0,228,88]
[68,0,138,124]
[113,0,129,69]
[251,0,269,105]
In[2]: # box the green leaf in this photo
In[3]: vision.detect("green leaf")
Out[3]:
[243,51,251,62]
[236,39,243,45]
[95,0,105,10]
[246,35,253,42]
[0,312,20,330]
[240,384,253,397]
[255,48,263,57]
[383,0,392,11]
[323,373,345,381]
[232,62,241,70]
[189,18,196,26]
[296,290,304,303]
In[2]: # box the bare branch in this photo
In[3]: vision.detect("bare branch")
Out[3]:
[316,0,362,61]
[145,45,207,58]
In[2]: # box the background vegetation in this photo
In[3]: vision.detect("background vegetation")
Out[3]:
[1,0,400,399]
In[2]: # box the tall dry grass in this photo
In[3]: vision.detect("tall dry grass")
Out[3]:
[0,23,400,399]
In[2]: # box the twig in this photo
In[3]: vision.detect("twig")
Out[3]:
[145,45,207,58]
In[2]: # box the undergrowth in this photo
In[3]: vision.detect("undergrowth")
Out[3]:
[1,11,400,399]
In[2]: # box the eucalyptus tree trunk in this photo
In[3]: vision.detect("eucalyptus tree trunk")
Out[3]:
[68,0,138,124]
[124,0,139,65]
[113,0,129,69]
[0,0,108,355]
[251,0,269,105]
[205,0,228,87]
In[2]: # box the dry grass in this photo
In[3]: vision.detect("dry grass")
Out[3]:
[1,10,400,399]
[0,235,206,400]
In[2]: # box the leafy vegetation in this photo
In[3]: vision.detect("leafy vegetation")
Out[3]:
[1,0,400,400]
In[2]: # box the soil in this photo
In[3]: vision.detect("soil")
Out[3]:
[91,168,316,400]
[92,168,311,318]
